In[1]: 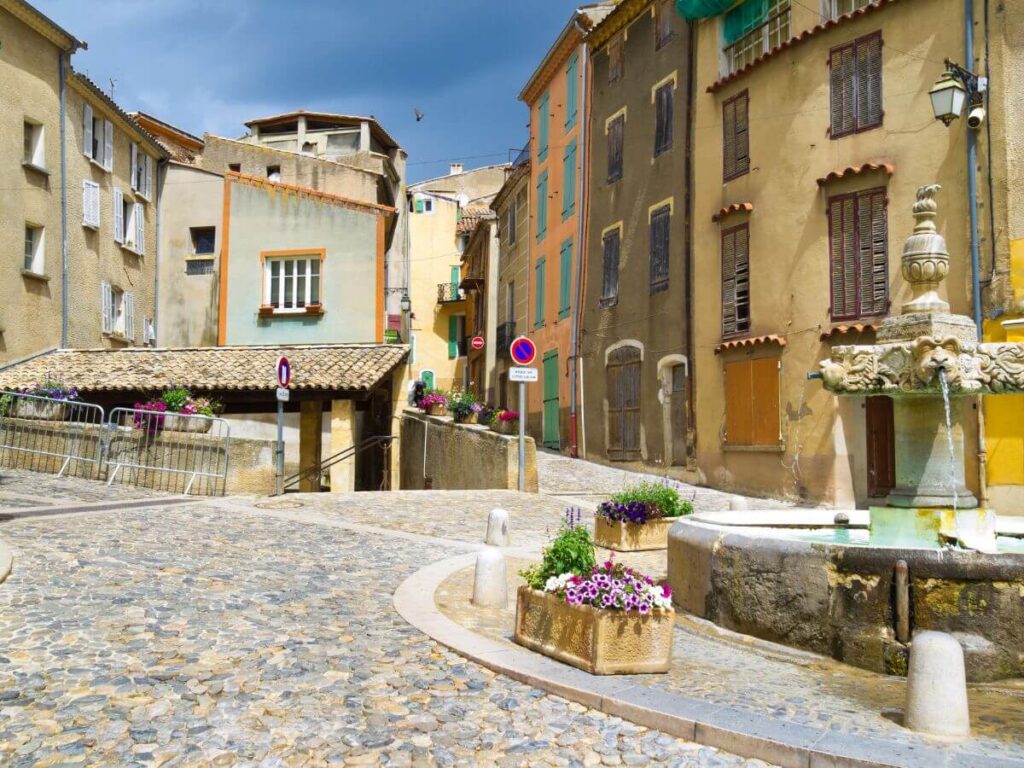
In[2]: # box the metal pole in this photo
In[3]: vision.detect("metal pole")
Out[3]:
[965,0,982,336]
[518,380,526,492]
[276,400,284,495]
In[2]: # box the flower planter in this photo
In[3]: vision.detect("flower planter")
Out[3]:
[454,412,479,425]
[426,404,449,417]
[491,420,518,435]
[593,515,682,552]
[161,413,213,433]
[513,587,674,674]
[15,400,65,421]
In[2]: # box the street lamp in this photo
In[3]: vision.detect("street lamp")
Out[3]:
[928,69,968,126]
[399,292,411,314]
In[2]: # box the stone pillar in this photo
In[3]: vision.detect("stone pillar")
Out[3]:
[330,399,355,493]
[359,121,371,152]
[888,397,978,508]
[299,400,323,493]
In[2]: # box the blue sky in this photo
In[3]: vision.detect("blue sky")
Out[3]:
[35,0,581,182]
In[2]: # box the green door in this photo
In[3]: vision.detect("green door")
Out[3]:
[542,350,561,450]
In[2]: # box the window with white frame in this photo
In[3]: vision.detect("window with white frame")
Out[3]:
[23,121,45,169]
[82,103,113,171]
[82,181,100,229]
[412,195,434,214]
[830,0,872,17]
[101,281,135,340]
[23,224,44,274]
[130,143,153,199]
[117,196,144,254]
[264,254,322,310]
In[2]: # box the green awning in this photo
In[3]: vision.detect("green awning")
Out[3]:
[674,0,735,21]
[723,0,768,45]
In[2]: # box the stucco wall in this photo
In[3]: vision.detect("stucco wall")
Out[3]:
[399,408,537,492]
[222,180,381,346]
[493,169,531,410]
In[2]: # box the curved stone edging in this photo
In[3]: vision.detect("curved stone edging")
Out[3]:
[394,552,1022,768]
[0,539,12,585]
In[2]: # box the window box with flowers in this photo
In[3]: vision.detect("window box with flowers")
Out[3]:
[9,381,79,421]
[131,387,220,433]
[449,390,484,424]
[593,482,693,552]
[489,409,519,435]
[514,510,675,674]
[418,391,449,418]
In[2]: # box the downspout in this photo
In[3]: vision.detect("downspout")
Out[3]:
[684,21,698,465]
[59,52,69,349]
[154,159,164,346]
[568,17,589,458]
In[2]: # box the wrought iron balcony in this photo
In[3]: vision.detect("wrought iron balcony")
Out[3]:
[496,321,516,356]
[512,142,530,168]
[437,282,464,304]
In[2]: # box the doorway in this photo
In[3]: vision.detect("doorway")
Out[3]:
[607,346,641,461]
[542,350,561,449]
[866,396,895,499]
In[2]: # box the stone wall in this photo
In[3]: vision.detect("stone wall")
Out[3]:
[399,409,538,492]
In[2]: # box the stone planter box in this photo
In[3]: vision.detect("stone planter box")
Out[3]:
[594,515,682,552]
[161,413,213,433]
[453,412,479,425]
[491,420,518,435]
[513,587,673,674]
[15,400,66,421]
[426,404,448,417]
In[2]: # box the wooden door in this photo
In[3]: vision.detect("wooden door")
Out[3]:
[670,364,689,466]
[607,347,641,461]
[542,351,561,449]
[866,396,895,498]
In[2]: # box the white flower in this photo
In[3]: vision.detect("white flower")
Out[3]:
[544,573,575,593]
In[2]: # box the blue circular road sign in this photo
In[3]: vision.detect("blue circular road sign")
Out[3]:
[510,336,537,366]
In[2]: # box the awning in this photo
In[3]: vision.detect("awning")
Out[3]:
[675,0,736,21]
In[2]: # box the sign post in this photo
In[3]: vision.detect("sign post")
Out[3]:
[275,356,291,495]
[509,337,538,492]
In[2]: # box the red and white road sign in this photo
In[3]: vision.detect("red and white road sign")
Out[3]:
[510,336,537,366]
[276,356,292,388]
[471,336,485,351]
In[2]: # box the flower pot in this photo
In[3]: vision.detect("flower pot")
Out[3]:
[161,413,213,433]
[593,515,682,552]
[15,399,65,421]
[491,420,518,435]
[454,412,479,425]
[427,404,448,417]
[513,586,674,674]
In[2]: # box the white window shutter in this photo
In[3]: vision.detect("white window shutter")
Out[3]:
[135,203,145,254]
[125,293,135,341]
[113,188,124,244]
[83,103,93,158]
[93,184,101,227]
[82,181,90,226]
[130,143,137,190]
[145,155,153,198]
[103,121,113,171]
[101,281,112,334]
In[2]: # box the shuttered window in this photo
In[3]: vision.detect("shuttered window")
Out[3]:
[538,92,550,162]
[649,205,671,293]
[724,356,780,447]
[607,114,624,182]
[565,54,579,130]
[536,172,548,242]
[601,229,621,306]
[828,187,888,320]
[82,181,100,229]
[559,238,573,319]
[830,32,882,138]
[654,83,673,156]
[722,90,750,181]
[608,37,624,83]
[562,140,577,220]
[721,224,751,338]
[534,257,546,327]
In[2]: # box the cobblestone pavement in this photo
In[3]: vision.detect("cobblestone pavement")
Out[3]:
[0,469,168,510]
[0,489,769,767]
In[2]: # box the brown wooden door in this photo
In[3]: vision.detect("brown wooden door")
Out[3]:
[866,396,895,498]
[670,364,689,466]
[607,347,641,461]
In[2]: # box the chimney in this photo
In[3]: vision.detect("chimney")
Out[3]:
[449,162,464,175]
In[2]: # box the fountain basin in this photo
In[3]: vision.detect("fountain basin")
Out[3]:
[667,511,1024,682]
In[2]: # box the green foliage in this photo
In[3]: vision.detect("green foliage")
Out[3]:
[161,387,192,412]
[447,389,481,419]
[609,481,693,519]
[520,518,596,590]
[0,394,12,417]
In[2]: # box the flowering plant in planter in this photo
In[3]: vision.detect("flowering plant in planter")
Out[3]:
[594,481,693,552]
[489,408,520,434]
[419,391,449,415]
[134,387,220,432]
[22,380,80,402]
[520,508,595,589]
[544,562,673,615]
[449,390,483,423]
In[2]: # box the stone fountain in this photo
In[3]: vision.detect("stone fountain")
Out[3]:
[667,186,1024,681]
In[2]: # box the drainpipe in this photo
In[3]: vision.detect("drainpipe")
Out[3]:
[59,52,69,349]
[568,17,589,458]
[153,159,164,346]
[683,22,698,463]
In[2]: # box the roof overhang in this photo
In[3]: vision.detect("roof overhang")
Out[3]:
[2,0,85,52]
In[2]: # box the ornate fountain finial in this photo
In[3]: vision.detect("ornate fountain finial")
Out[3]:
[901,184,950,314]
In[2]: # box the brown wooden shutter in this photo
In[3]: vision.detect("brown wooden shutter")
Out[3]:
[655,85,673,155]
[721,228,737,336]
[829,195,857,319]
[722,98,736,180]
[607,346,641,460]
[734,92,749,176]
[724,360,753,445]
[859,188,888,316]
[650,206,670,291]
[857,33,883,129]
[750,357,780,446]
[602,230,620,303]
[734,225,750,333]
[830,43,856,137]
[608,116,623,181]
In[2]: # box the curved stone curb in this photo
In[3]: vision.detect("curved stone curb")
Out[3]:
[394,553,1024,768]
[0,539,12,585]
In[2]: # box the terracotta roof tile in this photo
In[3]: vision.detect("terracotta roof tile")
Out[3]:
[457,206,497,234]
[715,335,787,354]
[817,162,894,187]
[819,323,879,342]
[712,202,753,222]
[0,345,408,394]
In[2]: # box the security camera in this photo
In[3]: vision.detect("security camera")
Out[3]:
[967,106,986,129]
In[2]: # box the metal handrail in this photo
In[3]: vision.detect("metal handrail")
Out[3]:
[281,435,394,493]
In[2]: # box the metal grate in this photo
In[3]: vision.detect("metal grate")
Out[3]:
[186,259,215,276]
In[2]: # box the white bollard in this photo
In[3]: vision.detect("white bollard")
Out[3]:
[728,496,748,511]
[905,631,971,738]
[485,508,510,546]
[472,547,507,609]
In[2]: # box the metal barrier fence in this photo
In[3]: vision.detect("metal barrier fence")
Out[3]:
[0,391,106,479]
[105,408,230,496]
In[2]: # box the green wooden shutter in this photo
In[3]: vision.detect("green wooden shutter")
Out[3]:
[534,258,546,327]
[450,265,460,287]
[562,140,577,220]
[566,54,579,130]
[559,238,572,319]
[536,172,548,242]
[538,92,550,162]
[415,198,424,213]
[448,315,458,359]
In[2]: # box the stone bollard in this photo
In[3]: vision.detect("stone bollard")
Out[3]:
[472,547,507,609]
[728,496,748,511]
[905,631,970,738]
[485,508,510,546]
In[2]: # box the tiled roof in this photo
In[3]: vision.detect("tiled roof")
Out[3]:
[227,172,396,216]
[715,335,787,354]
[819,323,879,342]
[712,202,753,222]
[707,0,900,94]
[457,206,497,235]
[70,72,168,158]
[0,345,408,394]
[817,162,894,187]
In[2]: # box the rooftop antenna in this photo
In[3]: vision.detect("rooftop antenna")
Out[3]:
[108,78,116,100]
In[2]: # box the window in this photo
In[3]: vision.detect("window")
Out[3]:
[559,238,573,319]
[506,281,516,325]
[506,197,517,245]
[721,224,750,337]
[537,92,550,162]
[82,181,100,229]
[228,163,241,172]
[534,257,546,327]
[536,171,549,242]
[266,165,281,182]
[723,0,790,75]
[23,224,44,274]
[301,141,317,156]
[654,82,674,156]
[723,90,750,181]
[565,53,579,130]
[82,104,112,171]
[190,227,216,255]
[118,198,145,254]
[650,204,671,293]
[601,228,621,306]
[607,113,624,182]
[608,37,624,83]
[101,281,135,340]
[131,144,153,199]
[413,196,433,214]
[830,32,883,138]
[23,121,44,169]
[447,316,467,359]
[186,260,215,276]
[655,0,674,49]
[724,356,780,447]
[828,187,888,320]
[264,254,322,311]
[562,139,577,219]
[830,0,872,18]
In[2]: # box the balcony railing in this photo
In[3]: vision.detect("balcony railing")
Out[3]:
[723,3,790,75]
[496,321,516,356]
[512,142,530,168]
[437,282,464,304]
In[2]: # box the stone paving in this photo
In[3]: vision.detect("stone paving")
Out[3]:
[0,481,767,767]
[0,468,168,510]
